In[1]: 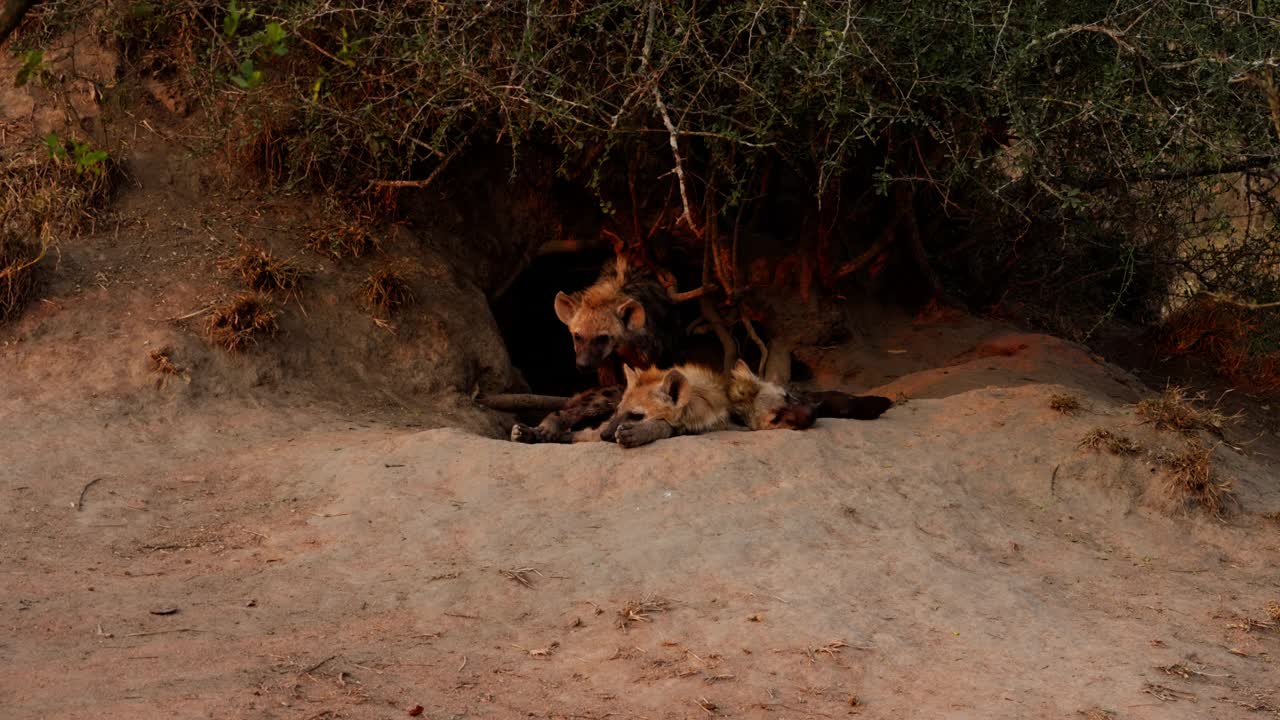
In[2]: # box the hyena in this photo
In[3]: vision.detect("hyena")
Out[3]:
[509,385,622,444]
[510,256,681,445]
[727,360,892,430]
[553,256,680,387]
[599,364,732,448]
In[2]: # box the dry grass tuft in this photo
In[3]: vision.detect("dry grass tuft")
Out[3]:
[206,294,279,352]
[1160,440,1235,517]
[1079,428,1142,455]
[0,233,46,322]
[1267,602,1280,624]
[1226,614,1276,633]
[307,224,379,260]
[616,596,671,630]
[362,267,415,316]
[1136,386,1237,437]
[148,347,188,387]
[1049,393,1084,415]
[234,247,303,294]
[1,152,114,238]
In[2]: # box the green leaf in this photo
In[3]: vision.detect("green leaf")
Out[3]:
[14,50,43,88]
[44,132,67,160]
[231,59,263,89]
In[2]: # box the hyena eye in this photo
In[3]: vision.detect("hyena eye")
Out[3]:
[572,334,584,343]
[770,411,785,425]
[593,334,610,345]
[626,411,645,422]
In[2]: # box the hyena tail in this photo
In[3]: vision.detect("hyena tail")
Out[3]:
[809,391,893,421]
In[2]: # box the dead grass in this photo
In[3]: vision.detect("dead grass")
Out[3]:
[1160,440,1235,517]
[499,566,541,588]
[0,233,46,322]
[148,347,188,387]
[361,267,415,316]
[307,224,379,260]
[1226,614,1276,633]
[1159,296,1280,393]
[1136,386,1237,437]
[233,247,303,294]
[0,148,113,324]
[205,294,279,352]
[616,596,670,630]
[0,152,114,239]
[1049,393,1084,415]
[1079,428,1142,455]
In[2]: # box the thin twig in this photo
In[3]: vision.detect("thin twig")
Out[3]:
[741,317,769,375]
[367,141,465,190]
[123,628,204,637]
[301,655,337,674]
[75,477,101,511]
[1196,290,1280,311]
[165,304,216,323]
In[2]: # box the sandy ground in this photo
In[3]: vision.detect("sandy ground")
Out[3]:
[4,293,1280,720]
[3,47,1280,720]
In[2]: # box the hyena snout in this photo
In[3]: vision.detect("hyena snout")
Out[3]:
[574,342,613,372]
[780,403,817,430]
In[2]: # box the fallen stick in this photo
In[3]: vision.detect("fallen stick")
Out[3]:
[476,394,569,412]
[75,477,101,511]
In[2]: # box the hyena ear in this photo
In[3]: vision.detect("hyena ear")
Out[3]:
[660,369,689,406]
[733,359,754,378]
[616,298,646,331]
[622,364,638,386]
[554,292,578,326]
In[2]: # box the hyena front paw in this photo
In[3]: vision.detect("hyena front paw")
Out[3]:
[510,423,537,443]
[614,422,654,448]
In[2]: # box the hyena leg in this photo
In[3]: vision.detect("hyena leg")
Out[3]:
[510,412,569,443]
[511,386,621,444]
[807,391,893,421]
[614,420,675,448]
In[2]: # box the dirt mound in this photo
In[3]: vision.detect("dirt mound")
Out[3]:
[3,44,1279,720]
[4,343,1279,718]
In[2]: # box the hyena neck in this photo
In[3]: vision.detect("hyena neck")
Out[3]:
[615,343,659,371]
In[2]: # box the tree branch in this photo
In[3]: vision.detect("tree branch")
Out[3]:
[1198,291,1280,311]
[1081,156,1280,189]
[476,394,569,412]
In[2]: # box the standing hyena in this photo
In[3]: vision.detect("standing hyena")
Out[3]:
[553,256,680,386]
[509,256,680,444]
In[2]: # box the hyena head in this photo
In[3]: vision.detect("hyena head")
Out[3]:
[554,290,646,373]
[728,359,816,430]
[600,365,688,439]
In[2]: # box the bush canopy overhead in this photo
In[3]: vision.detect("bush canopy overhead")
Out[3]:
[16,1,1280,332]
